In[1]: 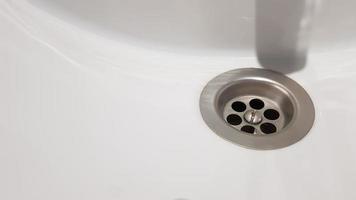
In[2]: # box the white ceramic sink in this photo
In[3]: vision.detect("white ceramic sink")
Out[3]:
[1,0,356,199]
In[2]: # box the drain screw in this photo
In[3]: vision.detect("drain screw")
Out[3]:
[244,110,263,125]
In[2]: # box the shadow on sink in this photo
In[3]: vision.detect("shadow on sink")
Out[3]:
[28,0,254,50]
[28,0,319,74]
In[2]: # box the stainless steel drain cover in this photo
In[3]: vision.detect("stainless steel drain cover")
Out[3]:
[200,68,315,150]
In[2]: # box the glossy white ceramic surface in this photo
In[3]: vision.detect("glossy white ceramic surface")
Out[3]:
[1,0,356,199]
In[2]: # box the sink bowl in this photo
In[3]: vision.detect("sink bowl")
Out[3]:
[1,0,356,199]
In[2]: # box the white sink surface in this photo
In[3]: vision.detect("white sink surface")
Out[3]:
[1,0,356,199]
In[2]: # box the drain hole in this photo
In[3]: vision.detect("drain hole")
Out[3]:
[231,101,246,112]
[241,125,255,134]
[226,114,242,126]
[249,98,264,110]
[260,123,277,134]
[264,109,280,120]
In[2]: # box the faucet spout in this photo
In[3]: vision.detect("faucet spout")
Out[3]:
[255,0,318,73]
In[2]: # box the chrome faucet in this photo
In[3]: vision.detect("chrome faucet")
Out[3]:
[255,0,317,73]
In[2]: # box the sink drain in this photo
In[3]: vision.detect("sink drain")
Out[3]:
[200,68,315,150]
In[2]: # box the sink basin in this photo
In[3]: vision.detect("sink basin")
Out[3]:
[1,0,356,199]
